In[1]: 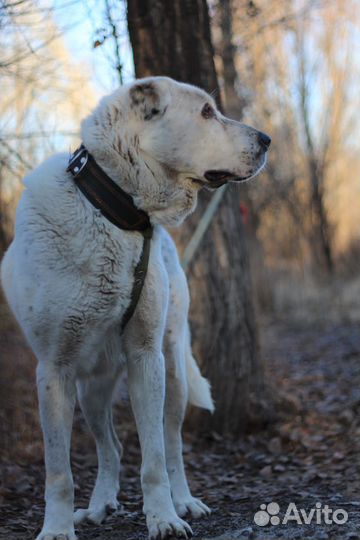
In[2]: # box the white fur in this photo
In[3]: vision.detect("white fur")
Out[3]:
[186,327,214,412]
[1,77,268,540]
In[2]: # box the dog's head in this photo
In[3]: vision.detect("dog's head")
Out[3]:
[82,77,270,226]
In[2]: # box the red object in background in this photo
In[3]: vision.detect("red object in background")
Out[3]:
[239,201,249,225]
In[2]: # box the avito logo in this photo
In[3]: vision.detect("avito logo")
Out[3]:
[254,501,348,526]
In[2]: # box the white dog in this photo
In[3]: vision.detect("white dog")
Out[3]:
[1,76,270,540]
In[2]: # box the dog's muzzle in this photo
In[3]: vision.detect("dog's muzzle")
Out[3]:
[204,131,271,188]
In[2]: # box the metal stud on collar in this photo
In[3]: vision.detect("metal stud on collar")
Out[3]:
[68,146,88,176]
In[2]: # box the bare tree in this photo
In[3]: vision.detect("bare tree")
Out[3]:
[226,0,360,274]
[127,0,261,433]
[0,1,97,253]
[295,21,335,273]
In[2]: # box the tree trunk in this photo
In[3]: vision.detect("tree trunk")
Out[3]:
[127,0,219,95]
[127,0,261,433]
[217,0,246,119]
[308,158,334,273]
[0,174,11,255]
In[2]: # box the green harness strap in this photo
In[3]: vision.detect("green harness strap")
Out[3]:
[120,226,153,332]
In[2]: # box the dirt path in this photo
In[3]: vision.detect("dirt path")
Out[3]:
[1,318,359,540]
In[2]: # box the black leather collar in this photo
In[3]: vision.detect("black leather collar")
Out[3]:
[67,144,153,332]
[67,145,152,232]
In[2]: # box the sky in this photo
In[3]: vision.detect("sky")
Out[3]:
[52,0,135,95]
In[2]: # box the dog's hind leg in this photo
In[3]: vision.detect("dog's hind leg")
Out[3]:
[74,362,122,525]
[164,298,211,520]
[160,231,211,520]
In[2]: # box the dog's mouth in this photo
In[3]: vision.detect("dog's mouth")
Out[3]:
[203,170,251,188]
[189,167,262,189]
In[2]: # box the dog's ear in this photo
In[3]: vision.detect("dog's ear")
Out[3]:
[129,81,168,121]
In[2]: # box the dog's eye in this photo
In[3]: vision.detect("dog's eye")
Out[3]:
[201,103,215,119]
[144,108,160,121]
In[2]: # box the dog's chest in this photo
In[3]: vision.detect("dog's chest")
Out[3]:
[75,227,143,318]
[31,207,143,325]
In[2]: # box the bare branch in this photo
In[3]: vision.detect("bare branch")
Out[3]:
[104,0,123,85]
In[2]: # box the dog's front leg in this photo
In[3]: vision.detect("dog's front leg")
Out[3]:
[127,350,193,540]
[36,362,76,540]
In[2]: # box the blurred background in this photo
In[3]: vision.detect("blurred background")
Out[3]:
[0,1,359,539]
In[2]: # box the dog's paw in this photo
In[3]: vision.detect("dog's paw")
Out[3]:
[174,497,211,519]
[147,512,193,539]
[74,501,120,525]
[36,530,77,540]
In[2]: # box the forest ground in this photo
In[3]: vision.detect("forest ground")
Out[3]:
[0,280,359,540]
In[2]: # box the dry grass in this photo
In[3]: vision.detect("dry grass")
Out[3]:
[253,264,360,324]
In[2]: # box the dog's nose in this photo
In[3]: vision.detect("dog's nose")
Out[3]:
[258,131,271,150]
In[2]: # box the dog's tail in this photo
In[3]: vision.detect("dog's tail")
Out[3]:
[186,328,214,413]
